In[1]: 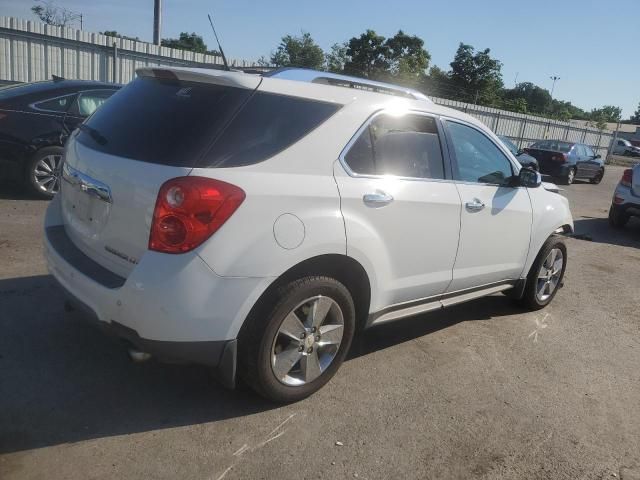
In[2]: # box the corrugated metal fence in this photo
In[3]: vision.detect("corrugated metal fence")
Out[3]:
[0,16,615,157]
[431,97,614,158]
[0,16,255,85]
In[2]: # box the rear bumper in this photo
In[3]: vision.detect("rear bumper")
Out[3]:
[539,162,571,178]
[44,196,273,384]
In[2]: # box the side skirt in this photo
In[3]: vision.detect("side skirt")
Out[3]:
[366,280,519,328]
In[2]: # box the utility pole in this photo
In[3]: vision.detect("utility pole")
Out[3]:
[514,72,519,87]
[549,75,560,98]
[153,0,162,45]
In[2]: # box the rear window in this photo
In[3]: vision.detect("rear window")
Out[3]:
[531,140,572,153]
[77,76,255,166]
[77,76,341,168]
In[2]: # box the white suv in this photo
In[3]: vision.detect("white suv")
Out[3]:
[44,67,574,402]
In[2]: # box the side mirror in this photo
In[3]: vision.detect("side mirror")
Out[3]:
[594,154,601,159]
[518,167,542,188]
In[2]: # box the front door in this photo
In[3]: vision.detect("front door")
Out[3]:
[443,120,532,292]
[334,111,461,308]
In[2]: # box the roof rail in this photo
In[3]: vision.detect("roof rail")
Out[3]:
[265,67,432,103]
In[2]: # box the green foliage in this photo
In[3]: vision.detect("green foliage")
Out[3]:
[343,30,390,79]
[324,43,348,73]
[384,30,430,85]
[503,82,551,114]
[590,105,622,123]
[501,97,528,114]
[161,32,218,55]
[270,32,325,70]
[449,43,503,105]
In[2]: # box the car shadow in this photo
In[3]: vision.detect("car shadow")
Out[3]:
[572,216,640,248]
[0,181,47,201]
[0,274,525,454]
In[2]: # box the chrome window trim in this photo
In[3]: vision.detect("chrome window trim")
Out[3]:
[337,109,449,183]
[30,93,77,114]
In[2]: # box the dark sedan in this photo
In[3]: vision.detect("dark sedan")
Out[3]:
[523,140,605,185]
[498,135,539,171]
[0,78,120,198]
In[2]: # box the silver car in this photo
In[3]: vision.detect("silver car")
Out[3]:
[609,163,640,227]
[612,138,640,157]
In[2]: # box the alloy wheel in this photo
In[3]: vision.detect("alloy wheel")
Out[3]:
[536,248,564,302]
[271,295,344,386]
[33,154,62,194]
[567,168,575,185]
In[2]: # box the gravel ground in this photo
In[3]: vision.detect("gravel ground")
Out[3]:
[0,166,639,480]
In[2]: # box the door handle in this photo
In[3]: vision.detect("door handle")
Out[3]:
[465,198,485,212]
[363,191,394,208]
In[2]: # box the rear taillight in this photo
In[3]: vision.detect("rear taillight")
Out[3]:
[551,153,567,162]
[621,169,633,188]
[149,176,245,254]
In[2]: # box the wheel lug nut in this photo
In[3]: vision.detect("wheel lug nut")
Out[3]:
[298,346,304,352]
[311,327,316,333]
[300,333,306,339]
[307,347,313,353]
[315,335,320,341]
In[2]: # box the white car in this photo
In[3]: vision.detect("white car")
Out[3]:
[44,67,574,402]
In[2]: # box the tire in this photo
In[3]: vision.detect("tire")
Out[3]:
[25,146,64,199]
[562,167,576,185]
[608,205,629,228]
[589,168,604,184]
[518,236,567,311]
[238,276,356,403]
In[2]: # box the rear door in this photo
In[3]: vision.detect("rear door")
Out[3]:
[334,111,461,307]
[443,119,532,291]
[60,71,260,278]
[582,145,600,177]
[573,144,588,177]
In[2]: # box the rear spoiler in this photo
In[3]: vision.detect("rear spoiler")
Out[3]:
[136,66,261,90]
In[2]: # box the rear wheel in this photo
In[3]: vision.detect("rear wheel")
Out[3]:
[608,205,629,228]
[519,236,567,310]
[238,276,355,403]
[26,146,64,199]
[590,168,604,184]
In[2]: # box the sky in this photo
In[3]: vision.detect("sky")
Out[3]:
[1,0,638,117]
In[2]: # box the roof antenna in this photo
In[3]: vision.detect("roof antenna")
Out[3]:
[207,13,230,71]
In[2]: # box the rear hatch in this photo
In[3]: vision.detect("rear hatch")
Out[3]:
[60,68,261,278]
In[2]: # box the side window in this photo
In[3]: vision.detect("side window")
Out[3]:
[574,145,586,157]
[202,92,340,168]
[71,90,116,117]
[584,146,595,157]
[618,140,625,146]
[32,94,75,113]
[447,121,513,185]
[343,113,445,179]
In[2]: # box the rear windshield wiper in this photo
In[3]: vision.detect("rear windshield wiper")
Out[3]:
[78,123,108,146]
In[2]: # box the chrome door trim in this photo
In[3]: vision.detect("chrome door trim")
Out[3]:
[62,162,113,204]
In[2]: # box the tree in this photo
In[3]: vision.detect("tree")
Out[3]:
[161,32,218,55]
[325,42,348,73]
[383,30,430,85]
[590,105,622,123]
[31,0,80,27]
[630,102,640,124]
[270,32,324,70]
[343,30,389,79]
[503,82,552,114]
[449,43,503,105]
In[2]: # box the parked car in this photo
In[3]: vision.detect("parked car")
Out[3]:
[524,140,605,185]
[498,135,539,170]
[44,67,574,402]
[609,164,640,228]
[612,138,640,157]
[0,77,120,198]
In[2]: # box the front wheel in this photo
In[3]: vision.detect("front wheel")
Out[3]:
[519,236,567,310]
[562,167,576,185]
[239,276,355,402]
